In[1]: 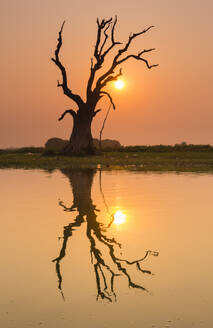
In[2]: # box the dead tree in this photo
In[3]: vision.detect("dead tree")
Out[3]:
[52,16,158,155]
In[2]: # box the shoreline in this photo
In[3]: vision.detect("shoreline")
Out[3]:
[1,149,213,172]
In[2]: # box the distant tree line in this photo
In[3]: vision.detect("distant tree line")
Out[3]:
[1,143,213,154]
[119,143,213,153]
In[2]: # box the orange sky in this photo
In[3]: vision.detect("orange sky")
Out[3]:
[1,0,213,147]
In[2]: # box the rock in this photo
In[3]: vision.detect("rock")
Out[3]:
[102,139,121,149]
[45,138,69,151]
[45,137,121,151]
[93,138,121,149]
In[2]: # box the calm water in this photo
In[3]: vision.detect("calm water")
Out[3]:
[1,169,213,328]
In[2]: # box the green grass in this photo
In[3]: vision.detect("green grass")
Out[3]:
[1,147,213,172]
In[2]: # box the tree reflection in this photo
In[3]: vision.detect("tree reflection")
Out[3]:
[52,169,158,302]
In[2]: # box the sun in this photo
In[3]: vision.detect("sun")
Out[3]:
[114,79,124,90]
[113,210,126,225]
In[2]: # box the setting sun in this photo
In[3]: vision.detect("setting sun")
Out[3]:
[114,79,124,90]
[113,210,126,225]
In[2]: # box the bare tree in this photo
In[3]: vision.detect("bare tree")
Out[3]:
[52,17,158,155]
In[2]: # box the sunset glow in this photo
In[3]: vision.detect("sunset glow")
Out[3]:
[1,1,213,149]
[114,79,124,90]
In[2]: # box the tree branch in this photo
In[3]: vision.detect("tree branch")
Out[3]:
[93,108,102,117]
[99,104,111,150]
[95,25,158,91]
[58,109,77,121]
[115,26,155,58]
[94,18,112,60]
[101,16,122,58]
[86,16,121,99]
[99,23,111,56]
[116,48,158,69]
[100,68,122,88]
[51,21,84,107]
[99,91,116,110]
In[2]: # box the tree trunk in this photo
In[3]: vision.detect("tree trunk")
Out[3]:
[64,109,95,155]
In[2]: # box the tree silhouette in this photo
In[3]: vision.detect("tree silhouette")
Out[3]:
[52,169,159,302]
[52,17,158,155]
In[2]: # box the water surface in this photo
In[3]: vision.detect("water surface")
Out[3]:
[1,169,213,328]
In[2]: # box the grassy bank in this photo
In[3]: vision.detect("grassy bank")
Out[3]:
[1,146,213,172]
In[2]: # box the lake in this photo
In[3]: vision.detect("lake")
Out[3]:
[1,169,213,328]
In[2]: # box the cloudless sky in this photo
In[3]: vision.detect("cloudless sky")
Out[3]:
[1,0,213,147]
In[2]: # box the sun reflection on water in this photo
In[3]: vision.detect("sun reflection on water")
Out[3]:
[113,210,126,225]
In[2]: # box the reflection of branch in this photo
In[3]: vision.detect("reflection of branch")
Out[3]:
[94,263,116,302]
[116,250,159,276]
[52,213,85,300]
[58,199,76,212]
[93,226,149,292]
[87,220,121,302]
[55,261,65,301]
[53,169,159,302]
[99,169,110,215]
[117,250,159,265]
